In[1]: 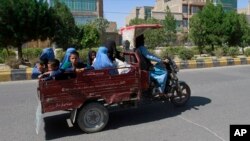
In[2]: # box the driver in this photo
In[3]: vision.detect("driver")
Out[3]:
[134,34,168,95]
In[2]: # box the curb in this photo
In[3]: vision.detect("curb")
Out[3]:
[0,57,250,82]
[175,57,250,69]
[0,68,32,82]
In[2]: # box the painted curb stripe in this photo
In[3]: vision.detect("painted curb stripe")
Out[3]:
[26,68,32,80]
[0,71,11,82]
[11,69,27,81]
[240,58,247,64]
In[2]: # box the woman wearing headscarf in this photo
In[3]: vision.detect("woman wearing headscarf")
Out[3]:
[92,46,117,75]
[32,48,55,79]
[135,34,168,95]
[87,50,96,66]
[60,47,76,70]
[104,40,130,74]
[104,40,125,62]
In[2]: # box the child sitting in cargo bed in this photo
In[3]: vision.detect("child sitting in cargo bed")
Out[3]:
[38,59,63,81]
[64,51,88,73]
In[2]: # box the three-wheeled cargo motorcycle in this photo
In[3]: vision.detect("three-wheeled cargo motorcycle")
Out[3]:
[36,24,191,133]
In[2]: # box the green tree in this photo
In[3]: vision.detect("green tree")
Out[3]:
[162,6,176,46]
[51,0,77,50]
[144,18,165,48]
[201,3,225,51]
[129,18,165,48]
[0,0,54,60]
[129,18,147,25]
[222,11,243,47]
[90,17,109,43]
[189,13,206,55]
[79,24,100,49]
[238,14,250,53]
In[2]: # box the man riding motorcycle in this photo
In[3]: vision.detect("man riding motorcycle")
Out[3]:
[134,34,168,96]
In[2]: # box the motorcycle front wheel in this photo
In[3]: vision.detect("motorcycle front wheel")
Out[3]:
[170,81,191,107]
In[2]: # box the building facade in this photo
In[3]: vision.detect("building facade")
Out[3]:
[213,0,237,11]
[125,6,154,26]
[126,0,237,32]
[151,0,208,32]
[48,0,103,25]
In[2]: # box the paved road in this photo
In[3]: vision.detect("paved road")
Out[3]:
[1,65,250,141]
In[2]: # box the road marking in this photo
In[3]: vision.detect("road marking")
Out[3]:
[178,116,225,141]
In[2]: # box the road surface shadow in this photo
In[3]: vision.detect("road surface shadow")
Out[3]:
[43,96,211,140]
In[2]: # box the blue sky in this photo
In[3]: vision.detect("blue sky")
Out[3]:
[104,0,249,29]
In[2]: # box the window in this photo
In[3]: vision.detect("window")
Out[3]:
[144,8,151,20]
[74,16,96,25]
[83,0,97,12]
[191,6,201,14]
[182,5,188,13]
[55,0,97,12]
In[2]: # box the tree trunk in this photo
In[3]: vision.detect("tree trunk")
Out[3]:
[17,45,23,62]
[5,46,9,55]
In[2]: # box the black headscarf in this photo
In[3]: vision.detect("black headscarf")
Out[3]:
[104,40,125,61]
[87,50,96,66]
[135,34,145,48]
[104,40,116,61]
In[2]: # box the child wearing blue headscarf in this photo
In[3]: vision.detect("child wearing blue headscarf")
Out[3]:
[60,48,76,70]
[93,47,118,75]
[32,48,55,79]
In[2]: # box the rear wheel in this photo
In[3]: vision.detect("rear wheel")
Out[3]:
[77,102,109,133]
[171,82,191,107]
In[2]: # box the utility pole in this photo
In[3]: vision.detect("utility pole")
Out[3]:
[187,0,190,33]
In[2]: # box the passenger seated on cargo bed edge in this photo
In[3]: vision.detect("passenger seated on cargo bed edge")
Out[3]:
[105,40,130,74]
[92,46,118,75]
[60,47,76,70]
[32,48,55,79]
[38,59,63,81]
[64,51,88,73]
[87,50,96,67]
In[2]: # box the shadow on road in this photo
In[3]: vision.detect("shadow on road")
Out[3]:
[43,96,211,140]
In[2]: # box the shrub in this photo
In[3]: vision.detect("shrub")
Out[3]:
[0,49,16,63]
[190,46,200,55]
[227,47,239,58]
[203,46,213,55]
[79,49,89,62]
[222,47,229,56]
[160,47,176,59]
[0,57,4,63]
[23,48,42,61]
[244,48,250,57]
[5,57,21,69]
[178,48,194,60]
[214,48,224,58]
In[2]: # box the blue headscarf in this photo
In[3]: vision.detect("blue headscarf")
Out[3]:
[60,48,76,69]
[93,47,114,70]
[40,48,55,63]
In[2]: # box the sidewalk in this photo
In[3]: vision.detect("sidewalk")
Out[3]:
[1,57,250,82]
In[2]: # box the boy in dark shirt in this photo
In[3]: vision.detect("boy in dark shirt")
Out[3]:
[65,51,87,73]
[38,59,62,81]
[31,60,46,79]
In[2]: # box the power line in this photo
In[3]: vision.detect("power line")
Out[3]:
[104,11,136,15]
